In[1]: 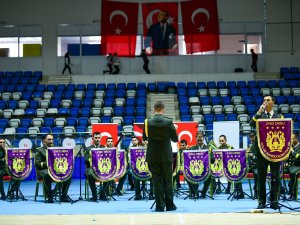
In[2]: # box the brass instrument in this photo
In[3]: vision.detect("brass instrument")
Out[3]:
[208,140,218,152]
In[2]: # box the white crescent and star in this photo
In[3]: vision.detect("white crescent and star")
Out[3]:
[134,131,143,137]
[101,132,112,138]
[110,10,128,35]
[146,9,161,28]
[191,8,210,33]
[178,131,193,143]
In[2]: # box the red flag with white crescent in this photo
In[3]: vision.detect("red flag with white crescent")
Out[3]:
[133,123,144,145]
[92,123,118,146]
[181,0,220,53]
[174,122,198,148]
[101,0,139,56]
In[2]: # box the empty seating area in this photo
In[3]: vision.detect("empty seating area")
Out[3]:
[0,82,147,139]
[280,67,300,80]
[176,79,300,134]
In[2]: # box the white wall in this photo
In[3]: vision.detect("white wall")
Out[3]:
[0,0,299,75]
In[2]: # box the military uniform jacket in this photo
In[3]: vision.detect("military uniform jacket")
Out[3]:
[143,114,178,163]
[288,143,300,167]
[189,144,215,164]
[249,111,284,155]
[35,146,48,171]
[0,147,7,173]
[84,144,105,168]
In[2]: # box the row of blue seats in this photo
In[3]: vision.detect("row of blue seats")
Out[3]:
[283,73,300,80]
[179,96,300,106]
[280,67,299,74]
[0,71,43,78]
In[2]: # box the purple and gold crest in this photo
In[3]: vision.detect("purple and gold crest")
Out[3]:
[257,119,292,162]
[115,150,127,179]
[7,148,32,180]
[222,149,247,182]
[130,147,151,181]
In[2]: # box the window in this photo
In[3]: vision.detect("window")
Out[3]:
[82,36,101,56]
[217,34,245,54]
[19,37,42,57]
[246,35,262,54]
[0,37,18,57]
[57,36,80,56]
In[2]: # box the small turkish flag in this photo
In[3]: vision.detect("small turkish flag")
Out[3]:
[92,123,118,146]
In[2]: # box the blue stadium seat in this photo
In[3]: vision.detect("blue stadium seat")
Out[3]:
[67,117,78,126]
[181,115,191,121]
[187,82,196,89]
[243,96,253,105]
[104,99,114,107]
[188,89,197,97]
[32,91,43,100]
[217,81,226,89]
[116,89,126,98]
[227,81,236,89]
[127,83,136,90]
[250,88,260,96]
[286,96,297,104]
[204,114,214,124]
[107,83,116,90]
[72,99,82,108]
[137,90,146,98]
[8,100,18,110]
[40,126,52,134]
[287,80,298,88]
[78,117,89,127]
[97,83,106,91]
[121,136,132,149]
[16,127,28,138]
[136,98,146,107]
[207,81,216,89]
[66,84,76,91]
[237,81,247,88]
[197,82,206,89]
[20,118,32,128]
[44,117,55,127]
[25,108,36,117]
[125,107,135,116]
[58,108,69,117]
[135,116,145,123]
[23,71,33,77]
[47,84,56,92]
[101,116,112,123]
[83,99,93,107]
[177,82,186,89]
[227,113,237,121]
[126,98,135,107]
[56,84,66,92]
[87,83,96,91]
[253,96,264,106]
[123,116,134,125]
[77,84,86,91]
[215,114,225,121]
[114,106,124,117]
[275,96,285,105]
[177,88,187,97]
[85,91,95,100]
[147,83,156,92]
[105,91,115,99]
[278,80,287,88]
[0,100,7,110]
[80,108,90,117]
[229,88,239,96]
[117,83,126,90]
[211,96,221,105]
[137,82,146,90]
[221,96,231,105]
[0,119,9,128]
[246,105,257,114]
[178,96,188,106]
[23,92,33,101]
[200,96,210,105]
[247,80,257,88]
[239,87,249,96]
[16,85,26,92]
[136,107,146,116]
[50,99,61,108]
[52,127,63,138]
[36,84,46,92]
[257,80,267,88]
[53,92,64,100]
[64,91,74,100]
[284,113,294,119]
[268,80,278,88]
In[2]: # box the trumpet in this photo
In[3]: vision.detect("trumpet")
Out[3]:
[208,140,218,151]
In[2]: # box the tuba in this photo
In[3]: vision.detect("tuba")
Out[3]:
[208,140,218,152]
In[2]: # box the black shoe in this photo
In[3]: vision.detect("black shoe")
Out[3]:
[155,207,164,212]
[166,204,177,211]
[149,194,155,200]
[116,189,123,196]
[61,195,73,202]
[257,203,266,209]
[90,196,98,202]
[99,195,107,201]
[134,195,142,200]
[288,195,296,201]
[1,194,6,201]
[129,186,135,191]
[199,193,206,199]
[270,202,279,210]
[177,183,181,189]
[236,193,244,199]
[47,198,54,203]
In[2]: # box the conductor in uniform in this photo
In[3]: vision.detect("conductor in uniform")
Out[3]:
[143,101,178,212]
[250,95,284,209]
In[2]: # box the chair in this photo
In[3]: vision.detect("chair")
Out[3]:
[2,92,12,101]
[271,88,281,96]
[135,116,145,123]
[200,96,210,106]
[20,118,32,128]
[18,100,29,109]
[28,127,40,138]
[189,97,200,106]
[46,108,58,117]
[257,80,267,88]
[272,104,279,113]
[279,104,290,114]
[93,99,103,108]
[281,88,292,96]
[72,99,82,108]
[85,91,95,100]
[95,90,106,99]
[32,118,44,127]
[126,98,135,107]
[241,123,252,135]
[229,88,239,96]
[90,108,102,117]
[136,98,146,107]
[223,105,235,114]
[115,98,125,107]
[180,106,190,116]
[207,81,216,89]
[66,117,77,127]
[44,118,55,128]
[80,108,91,117]
[217,81,226,89]
[124,107,135,116]
[88,117,100,125]
[231,96,242,105]
[136,107,146,116]
[43,92,53,100]
[227,81,236,88]
[243,96,253,105]
[190,106,201,115]
[126,90,136,98]
[63,126,76,137]
[58,107,69,117]
[237,81,247,88]
[54,117,66,127]
[69,108,80,117]
[12,92,22,101]
[239,88,249,97]
[74,91,85,99]
[9,119,21,128]
[197,82,206,89]
[246,105,257,114]
[40,127,52,134]
[82,99,93,108]
[192,114,204,123]
[3,109,14,119]
[78,117,89,127]
[127,83,136,90]
[123,116,134,125]
[50,99,60,108]
[208,89,218,97]
[211,96,221,105]
[102,107,114,116]
[40,100,50,109]
[87,83,96,91]
[96,83,106,91]
[104,99,114,107]
[237,114,250,124]
[188,89,197,97]
[181,115,191,121]
[61,99,72,108]
[219,89,229,97]
[212,105,223,114]
[101,116,112,123]
[260,88,271,96]
[204,114,214,124]
[215,114,226,121]
[291,105,300,114]
[111,116,124,125]
[227,113,237,121]
[247,80,257,88]
[13,109,25,117]
[198,89,208,97]
[250,88,260,97]
[234,105,246,114]
[202,105,212,114]
[63,91,74,100]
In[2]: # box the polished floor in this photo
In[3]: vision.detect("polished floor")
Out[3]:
[1,180,300,225]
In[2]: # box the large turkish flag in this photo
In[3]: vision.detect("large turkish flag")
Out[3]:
[92,123,118,146]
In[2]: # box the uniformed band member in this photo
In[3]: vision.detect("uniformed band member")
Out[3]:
[0,140,7,200]
[189,132,215,198]
[219,135,244,199]
[35,134,72,203]
[174,139,187,190]
[116,136,136,196]
[129,136,154,200]
[143,101,178,212]
[250,95,284,210]
[247,132,258,198]
[84,132,105,201]
[286,134,300,200]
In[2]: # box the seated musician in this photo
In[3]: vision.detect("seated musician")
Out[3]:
[174,139,186,189]
[189,132,215,198]
[84,132,105,201]
[0,138,21,201]
[35,134,72,203]
[115,136,136,196]
[219,135,244,199]
[285,133,300,200]
[131,136,154,200]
